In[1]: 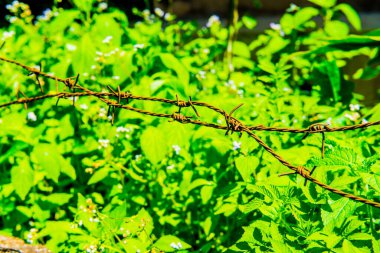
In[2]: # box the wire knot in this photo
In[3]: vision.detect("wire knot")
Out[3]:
[170,112,191,123]
[224,103,244,136]
[64,74,80,90]
[295,166,311,178]
[176,94,200,117]
[307,123,331,133]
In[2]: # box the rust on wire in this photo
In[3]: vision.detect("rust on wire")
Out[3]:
[175,94,200,117]
[1,55,380,208]
[224,103,244,136]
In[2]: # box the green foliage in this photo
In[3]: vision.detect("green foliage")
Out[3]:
[0,1,380,252]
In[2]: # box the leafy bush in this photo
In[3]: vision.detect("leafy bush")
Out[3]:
[1,0,380,252]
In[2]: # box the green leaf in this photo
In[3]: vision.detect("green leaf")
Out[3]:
[308,0,336,8]
[200,185,214,204]
[348,233,373,241]
[71,33,96,74]
[232,41,251,58]
[153,235,191,252]
[239,199,264,214]
[43,193,73,205]
[242,15,257,29]
[33,144,62,183]
[362,172,380,194]
[294,7,320,28]
[159,53,189,89]
[342,239,371,253]
[44,10,81,36]
[140,127,167,165]
[0,140,28,164]
[187,179,214,193]
[325,20,350,37]
[88,167,110,185]
[335,3,362,30]
[11,159,34,200]
[112,51,136,85]
[321,198,357,227]
[235,156,259,182]
[72,0,95,13]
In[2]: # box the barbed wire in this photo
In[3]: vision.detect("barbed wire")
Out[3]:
[1,55,380,208]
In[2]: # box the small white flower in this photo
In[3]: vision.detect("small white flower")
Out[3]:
[237,89,244,97]
[349,104,360,112]
[102,36,113,44]
[170,242,179,249]
[154,8,165,17]
[270,22,281,30]
[206,15,221,27]
[225,80,237,90]
[78,220,83,226]
[8,16,17,23]
[172,145,181,155]
[203,48,210,54]
[344,113,360,122]
[177,242,182,249]
[116,126,130,133]
[98,2,108,11]
[27,112,37,122]
[37,8,54,21]
[164,12,172,21]
[270,22,285,36]
[198,71,206,79]
[80,104,88,110]
[112,76,120,80]
[134,44,145,51]
[99,107,106,117]
[326,117,332,125]
[98,139,110,149]
[287,3,299,12]
[2,30,15,40]
[142,9,150,18]
[167,164,175,170]
[232,141,241,151]
[362,118,368,124]
[135,154,142,161]
[66,43,77,51]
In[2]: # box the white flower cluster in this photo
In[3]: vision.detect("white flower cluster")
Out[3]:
[170,241,183,250]
[206,15,221,27]
[232,141,241,151]
[5,1,21,12]
[172,144,181,155]
[116,126,132,139]
[98,2,108,11]
[98,139,110,149]
[26,228,38,244]
[270,22,285,37]
[349,104,360,112]
[37,8,58,21]
[27,111,37,122]
[102,35,112,44]
[2,30,15,41]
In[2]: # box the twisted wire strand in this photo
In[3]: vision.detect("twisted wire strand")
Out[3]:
[1,56,380,208]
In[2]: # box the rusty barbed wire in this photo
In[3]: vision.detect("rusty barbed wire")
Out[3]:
[1,56,380,208]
